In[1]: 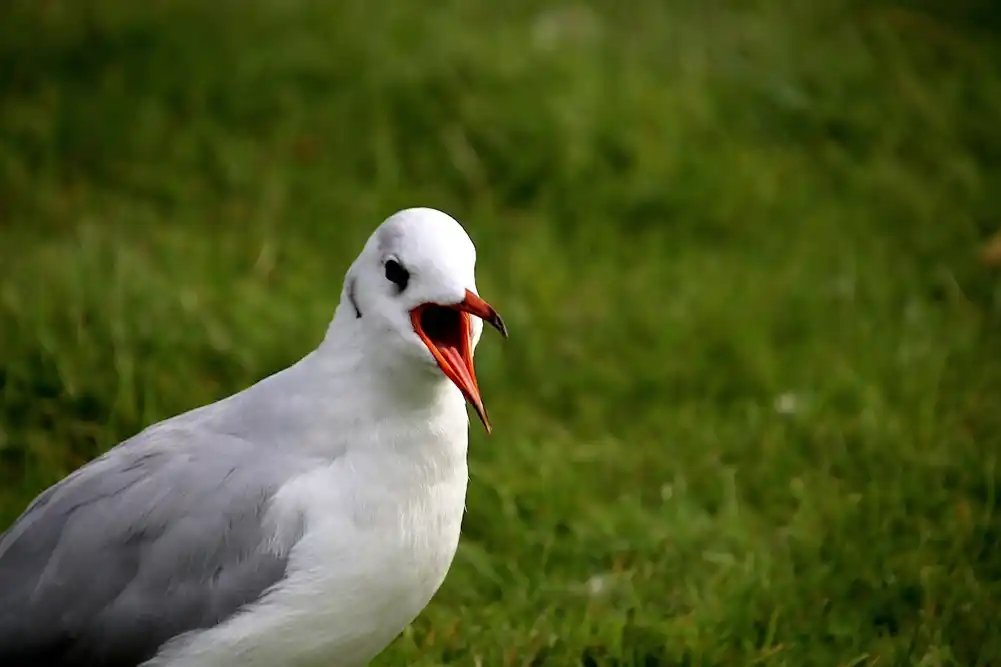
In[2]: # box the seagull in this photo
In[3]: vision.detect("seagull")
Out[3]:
[0,207,508,667]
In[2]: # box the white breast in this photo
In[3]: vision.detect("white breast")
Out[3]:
[145,430,469,667]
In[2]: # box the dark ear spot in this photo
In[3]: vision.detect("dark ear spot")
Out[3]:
[347,277,362,318]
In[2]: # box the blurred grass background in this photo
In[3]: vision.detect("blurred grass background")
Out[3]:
[2,0,1001,664]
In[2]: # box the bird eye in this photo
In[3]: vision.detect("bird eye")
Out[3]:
[384,258,409,291]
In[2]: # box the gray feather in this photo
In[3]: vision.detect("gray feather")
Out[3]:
[0,422,313,667]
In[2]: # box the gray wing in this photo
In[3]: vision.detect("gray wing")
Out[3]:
[0,425,311,667]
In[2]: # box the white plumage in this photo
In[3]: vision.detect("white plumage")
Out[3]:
[0,207,507,667]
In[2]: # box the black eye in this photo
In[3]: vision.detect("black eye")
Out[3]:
[384,258,409,291]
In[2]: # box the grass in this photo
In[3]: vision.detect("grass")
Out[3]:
[2,0,1001,664]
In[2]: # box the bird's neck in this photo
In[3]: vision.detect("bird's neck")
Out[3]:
[217,304,470,467]
[317,301,444,400]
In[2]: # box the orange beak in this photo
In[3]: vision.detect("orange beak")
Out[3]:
[410,289,508,433]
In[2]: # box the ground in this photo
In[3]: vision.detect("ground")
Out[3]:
[1,0,1000,665]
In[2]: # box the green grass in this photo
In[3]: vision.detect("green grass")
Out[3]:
[2,0,1001,664]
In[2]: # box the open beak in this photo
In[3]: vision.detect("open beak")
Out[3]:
[410,289,508,433]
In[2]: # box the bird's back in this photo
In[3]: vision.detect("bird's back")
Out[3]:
[0,421,315,667]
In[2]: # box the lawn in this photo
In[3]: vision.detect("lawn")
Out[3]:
[2,0,1001,664]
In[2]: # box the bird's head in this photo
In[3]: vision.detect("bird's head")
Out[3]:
[336,208,507,432]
